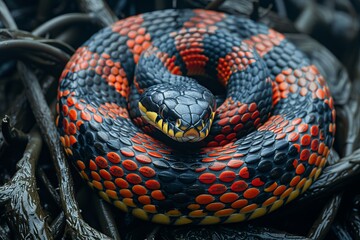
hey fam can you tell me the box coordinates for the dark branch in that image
[1,115,28,146]
[205,0,226,10]
[0,0,17,29]
[32,13,102,36]
[307,193,343,239]
[17,62,111,239]
[0,39,70,65]
[76,0,118,26]
[0,129,52,238]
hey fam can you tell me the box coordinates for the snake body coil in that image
[57,9,336,225]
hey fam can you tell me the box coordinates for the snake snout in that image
[184,131,198,138]
[183,128,200,140]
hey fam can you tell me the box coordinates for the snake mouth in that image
[139,102,214,142]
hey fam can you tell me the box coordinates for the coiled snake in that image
[57,9,336,225]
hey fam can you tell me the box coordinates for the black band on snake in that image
[56,9,336,225]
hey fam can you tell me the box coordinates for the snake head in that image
[139,84,216,142]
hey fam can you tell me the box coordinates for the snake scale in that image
[56,9,336,225]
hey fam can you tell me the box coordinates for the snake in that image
[56,9,336,225]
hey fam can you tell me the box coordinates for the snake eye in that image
[175,119,181,128]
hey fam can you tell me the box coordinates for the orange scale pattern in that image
[274,65,335,106]
[173,28,214,76]
[257,113,332,198]
[155,50,183,75]
[112,15,152,64]
[173,9,225,76]
[75,132,174,206]
[243,29,285,57]
[56,99,129,158]
[131,132,173,157]
[60,47,129,99]
[184,9,226,29]
[217,44,257,86]
[207,98,262,147]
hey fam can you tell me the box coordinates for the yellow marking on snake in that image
[152,214,170,224]
[99,191,110,202]
[315,168,322,180]
[184,128,198,137]
[114,200,128,212]
[138,102,147,113]
[199,216,221,225]
[286,189,300,204]
[80,171,89,180]
[146,111,157,122]
[175,216,193,225]
[175,131,183,138]
[249,207,267,219]
[133,208,149,221]
[156,119,163,129]
[162,122,168,132]
[197,122,204,130]
[302,179,313,193]
[224,213,246,223]
[269,199,284,213]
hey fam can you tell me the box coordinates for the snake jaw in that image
[138,101,213,142]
